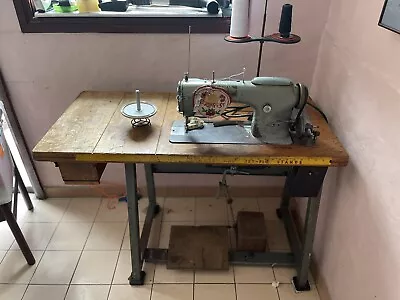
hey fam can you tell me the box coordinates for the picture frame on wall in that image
[379,0,400,34]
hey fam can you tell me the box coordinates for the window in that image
[13,0,231,33]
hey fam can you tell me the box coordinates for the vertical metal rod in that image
[14,159,33,211]
[256,0,269,77]
[280,168,294,209]
[12,169,19,219]
[187,25,192,76]
[136,90,141,111]
[296,189,322,289]
[0,75,46,199]
[125,163,143,284]
[144,164,157,206]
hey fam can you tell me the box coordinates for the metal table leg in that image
[292,189,322,291]
[125,163,145,285]
[144,164,160,215]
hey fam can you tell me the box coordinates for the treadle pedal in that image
[167,225,229,270]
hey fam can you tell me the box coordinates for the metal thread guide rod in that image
[136,89,141,111]
[257,0,269,77]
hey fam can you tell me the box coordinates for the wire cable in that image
[306,102,329,123]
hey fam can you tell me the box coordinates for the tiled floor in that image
[0,195,321,300]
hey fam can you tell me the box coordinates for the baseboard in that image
[45,185,283,199]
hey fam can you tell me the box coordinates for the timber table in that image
[33,91,348,291]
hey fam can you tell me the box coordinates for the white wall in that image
[311,0,400,299]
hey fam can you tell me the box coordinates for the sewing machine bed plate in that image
[170,120,266,145]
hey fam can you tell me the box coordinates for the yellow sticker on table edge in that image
[0,144,4,158]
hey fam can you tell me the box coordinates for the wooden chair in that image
[0,111,35,265]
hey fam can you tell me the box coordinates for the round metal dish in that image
[121,102,157,128]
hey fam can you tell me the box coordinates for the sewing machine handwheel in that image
[276,208,283,219]
[153,204,161,216]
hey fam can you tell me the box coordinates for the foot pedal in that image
[236,211,267,252]
[167,225,229,270]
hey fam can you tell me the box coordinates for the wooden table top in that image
[32,91,349,167]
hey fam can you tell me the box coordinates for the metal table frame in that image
[124,162,327,292]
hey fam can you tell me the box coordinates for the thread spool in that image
[279,4,293,38]
[230,0,251,39]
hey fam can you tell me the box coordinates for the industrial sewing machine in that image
[172,73,320,146]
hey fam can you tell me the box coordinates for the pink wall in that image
[311,1,400,299]
[0,0,330,189]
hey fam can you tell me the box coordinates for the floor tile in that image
[108,285,151,300]
[274,267,315,284]
[84,222,126,250]
[163,197,195,222]
[154,265,194,283]
[0,284,27,300]
[95,198,128,222]
[0,222,15,250]
[61,198,101,222]
[113,250,155,284]
[0,251,6,263]
[10,223,57,250]
[195,267,234,283]
[266,221,291,251]
[152,284,193,300]
[195,198,228,223]
[71,250,119,284]
[258,197,282,221]
[30,250,80,284]
[0,250,43,283]
[122,219,161,250]
[65,285,110,300]
[236,284,279,300]
[278,284,320,300]
[234,266,275,283]
[158,221,194,248]
[47,223,92,251]
[22,285,68,300]
[194,284,235,300]
[229,197,259,223]
[22,198,70,223]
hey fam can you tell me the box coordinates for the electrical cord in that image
[306,102,328,124]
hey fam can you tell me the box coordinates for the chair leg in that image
[15,165,33,211]
[0,203,35,265]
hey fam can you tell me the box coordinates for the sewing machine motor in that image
[176,75,320,146]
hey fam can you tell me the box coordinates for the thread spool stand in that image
[121,90,157,128]
[224,1,301,77]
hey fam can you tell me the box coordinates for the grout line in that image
[62,200,102,300]
[106,220,128,299]
[19,283,30,300]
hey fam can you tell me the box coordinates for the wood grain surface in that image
[32,92,349,167]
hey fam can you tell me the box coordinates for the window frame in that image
[13,0,231,33]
